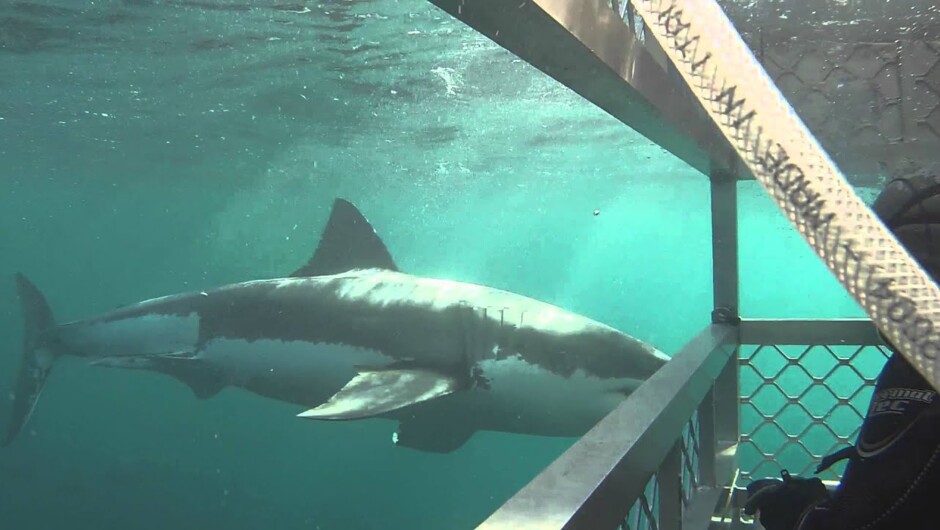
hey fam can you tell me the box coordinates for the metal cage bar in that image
[740,319,882,346]
[425,0,746,179]
[476,324,737,529]
[658,442,682,530]
[416,0,936,527]
[710,173,740,325]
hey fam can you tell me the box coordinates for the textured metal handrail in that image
[630,0,940,392]
[476,324,737,529]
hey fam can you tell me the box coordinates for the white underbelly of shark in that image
[200,339,391,407]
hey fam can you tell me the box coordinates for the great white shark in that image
[4,198,670,452]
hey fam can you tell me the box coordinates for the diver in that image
[743,165,940,530]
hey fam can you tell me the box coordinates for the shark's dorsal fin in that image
[290,198,398,277]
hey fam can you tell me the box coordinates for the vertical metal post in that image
[710,168,741,478]
[710,171,739,324]
[658,441,683,530]
[714,347,740,447]
[697,387,717,486]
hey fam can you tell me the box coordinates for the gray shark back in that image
[75,267,665,377]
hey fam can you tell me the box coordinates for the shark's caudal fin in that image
[291,198,398,277]
[4,274,60,447]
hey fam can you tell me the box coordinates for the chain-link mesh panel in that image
[617,1,939,186]
[909,40,940,145]
[739,344,892,483]
[754,40,940,186]
[762,43,901,162]
[619,474,660,530]
[615,414,701,530]
[715,0,940,185]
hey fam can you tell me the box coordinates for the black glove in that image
[743,470,828,530]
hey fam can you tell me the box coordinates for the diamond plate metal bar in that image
[631,0,940,394]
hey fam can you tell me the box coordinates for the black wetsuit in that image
[744,346,940,530]
[794,348,940,529]
[745,166,940,529]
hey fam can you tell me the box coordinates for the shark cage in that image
[419,0,940,528]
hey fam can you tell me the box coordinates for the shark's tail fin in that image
[4,274,59,447]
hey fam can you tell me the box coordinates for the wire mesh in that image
[619,473,660,530]
[615,412,702,530]
[617,0,940,186]
[738,344,892,483]
[680,411,701,508]
[716,0,940,174]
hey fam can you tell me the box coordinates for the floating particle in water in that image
[593,209,600,216]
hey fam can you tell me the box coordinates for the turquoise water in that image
[0,1,880,529]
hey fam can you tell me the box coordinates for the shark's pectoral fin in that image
[91,353,226,400]
[297,369,459,421]
[393,416,477,454]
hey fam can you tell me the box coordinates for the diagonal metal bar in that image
[476,324,736,530]
[425,0,746,180]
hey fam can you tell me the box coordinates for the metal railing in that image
[418,0,938,527]
[476,324,740,529]
[475,318,890,530]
